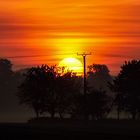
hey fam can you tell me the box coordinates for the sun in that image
[58,58,83,76]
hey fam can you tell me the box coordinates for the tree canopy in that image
[17,65,81,118]
[87,64,113,96]
[110,60,140,120]
[17,65,50,117]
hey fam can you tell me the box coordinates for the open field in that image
[0,120,140,139]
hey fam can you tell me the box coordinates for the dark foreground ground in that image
[0,120,140,140]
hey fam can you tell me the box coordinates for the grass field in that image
[0,120,140,139]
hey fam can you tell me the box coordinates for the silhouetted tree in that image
[55,72,74,118]
[0,59,16,112]
[17,64,82,119]
[39,66,76,119]
[88,64,109,74]
[69,92,84,120]
[57,73,82,119]
[109,79,125,120]
[110,60,140,120]
[68,78,83,119]
[87,64,113,119]
[47,71,82,119]
[87,64,113,95]
[86,88,111,120]
[0,59,13,85]
[41,65,58,118]
[17,65,49,118]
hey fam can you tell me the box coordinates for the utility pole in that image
[77,53,91,120]
[77,52,91,96]
[77,52,91,120]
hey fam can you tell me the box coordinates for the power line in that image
[6,55,50,59]
[1,52,94,59]
[1,53,77,59]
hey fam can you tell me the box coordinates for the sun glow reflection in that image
[49,37,90,52]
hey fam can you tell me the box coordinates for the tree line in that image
[1,58,140,120]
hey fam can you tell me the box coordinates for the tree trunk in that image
[132,112,136,120]
[117,107,120,120]
[33,103,40,118]
[35,109,39,118]
[50,111,55,119]
[59,112,64,120]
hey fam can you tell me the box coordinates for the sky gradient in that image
[0,0,140,75]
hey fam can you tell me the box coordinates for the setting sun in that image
[58,58,83,75]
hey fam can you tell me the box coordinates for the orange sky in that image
[0,0,140,75]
